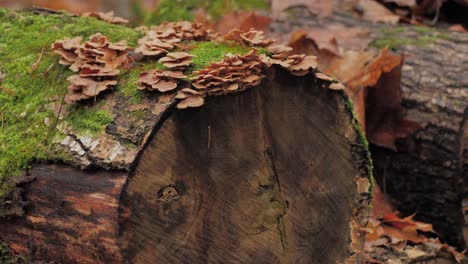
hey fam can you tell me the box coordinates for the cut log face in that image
[119,70,371,264]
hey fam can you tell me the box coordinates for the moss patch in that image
[189,41,250,71]
[342,92,374,194]
[118,61,167,104]
[66,105,113,135]
[140,0,269,25]
[370,26,449,50]
[0,9,140,196]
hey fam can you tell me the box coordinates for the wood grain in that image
[119,70,370,264]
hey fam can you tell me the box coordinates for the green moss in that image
[142,0,269,24]
[342,93,374,194]
[370,26,449,50]
[189,41,250,71]
[118,61,167,104]
[66,105,113,135]
[0,10,140,196]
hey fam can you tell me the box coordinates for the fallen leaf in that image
[448,24,467,32]
[288,25,371,57]
[214,12,272,35]
[355,0,400,24]
[271,0,335,18]
[383,0,417,8]
[372,184,395,218]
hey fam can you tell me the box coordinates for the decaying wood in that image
[271,9,468,249]
[119,70,372,264]
[0,164,126,263]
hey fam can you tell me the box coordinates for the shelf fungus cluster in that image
[159,52,194,69]
[52,33,129,104]
[135,22,214,57]
[51,24,343,109]
[137,70,187,92]
[82,11,129,25]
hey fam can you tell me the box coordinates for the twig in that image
[0,85,17,96]
[42,62,56,77]
[31,48,45,73]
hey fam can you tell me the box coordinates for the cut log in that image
[0,10,372,263]
[271,9,468,248]
[119,70,372,264]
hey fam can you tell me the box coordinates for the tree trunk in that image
[271,9,468,249]
[0,11,372,263]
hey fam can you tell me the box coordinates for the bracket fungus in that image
[135,31,175,57]
[52,33,129,104]
[159,52,194,70]
[50,23,334,109]
[82,11,129,25]
[150,21,214,42]
[137,70,187,92]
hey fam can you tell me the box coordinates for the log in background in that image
[271,9,468,249]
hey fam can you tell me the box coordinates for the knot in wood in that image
[157,186,179,202]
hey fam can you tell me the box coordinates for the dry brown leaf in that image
[271,0,335,18]
[214,12,272,35]
[372,185,396,219]
[288,25,371,57]
[355,0,400,24]
[240,28,275,47]
[383,0,417,7]
[347,49,401,89]
[448,24,467,32]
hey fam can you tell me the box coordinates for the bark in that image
[460,108,468,246]
[271,9,468,248]
[0,11,372,262]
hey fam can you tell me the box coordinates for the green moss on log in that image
[0,9,143,196]
[370,26,449,50]
[342,93,374,195]
[138,0,269,25]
